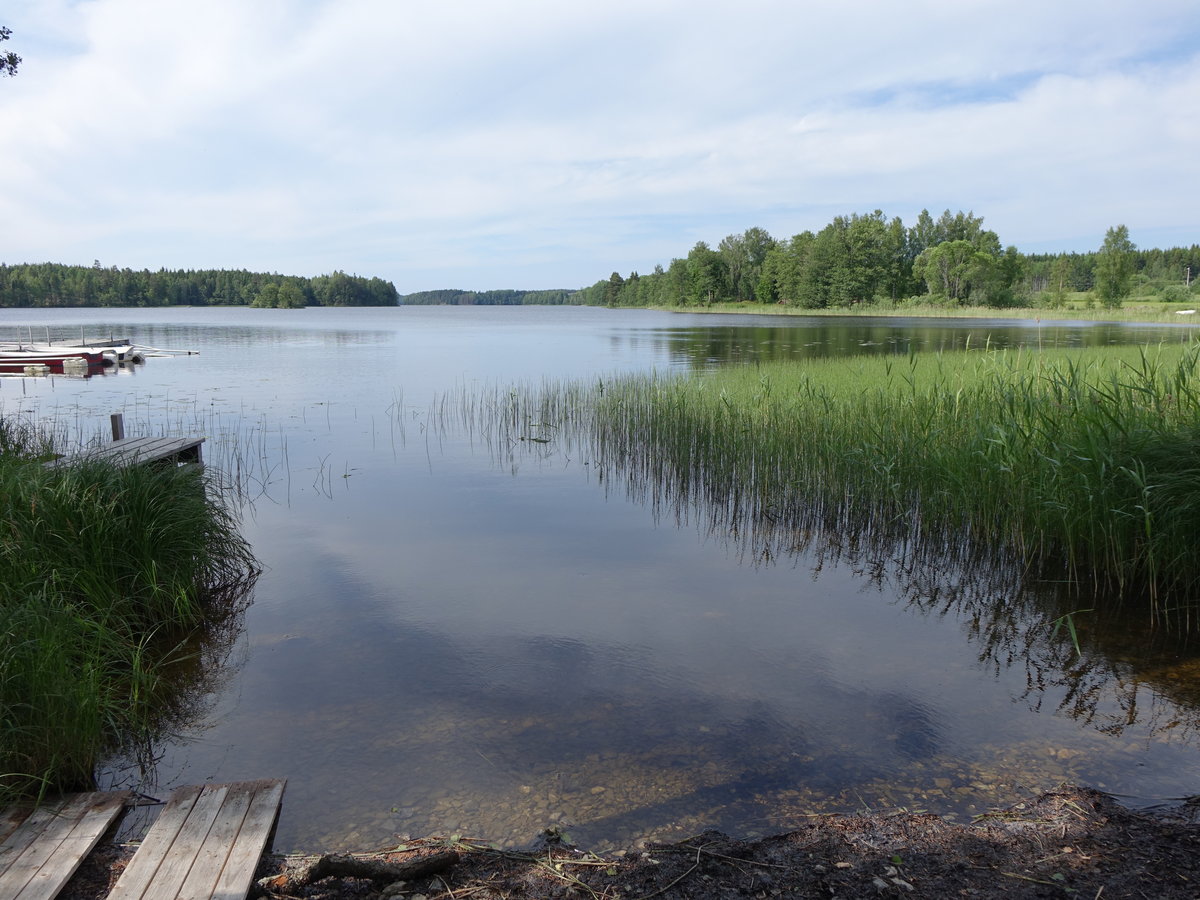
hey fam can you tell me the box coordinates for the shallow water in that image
[3,305,1199,851]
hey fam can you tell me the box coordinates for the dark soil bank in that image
[62,786,1199,899]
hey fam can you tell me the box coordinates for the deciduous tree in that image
[686,242,727,305]
[1094,225,1135,309]
[914,240,993,303]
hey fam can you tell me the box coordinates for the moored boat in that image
[4,343,127,363]
[0,347,109,366]
[2,329,195,368]
[2,329,142,363]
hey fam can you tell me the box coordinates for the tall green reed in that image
[1,421,257,803]
[470,344,1200,623]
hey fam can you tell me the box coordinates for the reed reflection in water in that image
[473,380,1200,752]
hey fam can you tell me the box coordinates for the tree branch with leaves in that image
[1,26,20,77]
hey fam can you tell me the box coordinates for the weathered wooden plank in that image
[44,435,205,470]
[0,804,34,848]
[14,792,129,900]
[144,784,231,898]
[0,802,56,866]
[176,784,255,900]
[118,784,229,900]
[208,780,286,900]
[106,784,206,900]
[0,798,77,895]
[0,791,128,900]
[108,780,285,900]
[92,437,204,466]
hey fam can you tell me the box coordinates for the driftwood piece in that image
[268,849,460,891]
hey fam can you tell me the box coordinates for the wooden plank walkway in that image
[0,791,130,900]
[44,435,205,470]
[109,779,285,900]
[1,804,28,844]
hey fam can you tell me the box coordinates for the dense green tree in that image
[614,271,643,306]
[313,271,357,306]
[663,258,690,306]
[717,227,776,301]
[913,240,993,303]
[309,270,398,306]
[604,271,625,306]
[908,209,938,260]
[1047,255,1071,307]
[792,211,899,308]
[1094,225,1136,308]
[793,228,839,308]
[936,210,996,252]
[761,231,815,305]
[686,242,727,305]
[981,245,1023,307]
[908,209,1000,259]
[251,284,279,308]
[276,281,307,308]
[717,234,750,301]
[741,227,776,296]
[755,251,781,303]
[883,216,912,300]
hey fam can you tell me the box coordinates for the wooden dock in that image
[0,779,284,900]
[43,436,205,470]
[109,779,285,900]
[0,791,130,900]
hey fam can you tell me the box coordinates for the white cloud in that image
[1,0,1198,289]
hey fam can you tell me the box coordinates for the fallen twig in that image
[287,849,460,887]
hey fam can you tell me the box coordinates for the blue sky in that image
[2,0,1198,292]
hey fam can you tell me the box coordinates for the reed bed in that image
[472,344,1200,623]
[0,420,257,803]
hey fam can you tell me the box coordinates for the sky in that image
[1,0,1198,293]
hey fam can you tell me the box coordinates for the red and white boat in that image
[0,347,109,366]
[1,329,194,372]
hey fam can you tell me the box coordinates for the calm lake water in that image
[4,305,1200,852]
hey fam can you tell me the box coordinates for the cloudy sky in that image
[2,1,1197,293]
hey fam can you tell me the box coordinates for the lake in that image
[3,305,1199,852]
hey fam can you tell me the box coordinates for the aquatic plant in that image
[0,422,257,802]
[478,344,1200,622]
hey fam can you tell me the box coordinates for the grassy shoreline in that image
[644,299,1200,323]
[0,419,257,804]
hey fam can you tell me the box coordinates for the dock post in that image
[111,413,125,441]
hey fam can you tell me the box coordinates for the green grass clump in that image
[526,345,1200,618]
[0,422,256,803]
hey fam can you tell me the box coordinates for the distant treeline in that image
[0,262,399,308]
[572,209,1200,310]
[400,288,574,305]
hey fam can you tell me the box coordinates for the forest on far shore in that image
[572,210,1200,311]
[0,263,398,308]
[2,209,1196,311]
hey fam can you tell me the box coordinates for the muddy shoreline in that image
[60,784,1199,899]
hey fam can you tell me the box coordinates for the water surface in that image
[3,306,1199,851]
